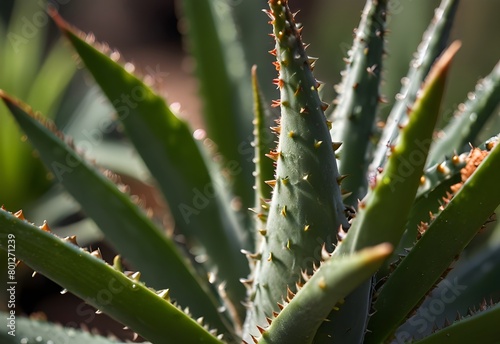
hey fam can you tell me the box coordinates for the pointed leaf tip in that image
[424,40,461,88]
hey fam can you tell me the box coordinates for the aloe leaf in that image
[26,39,77,117]
[0,93,231,335]
[322,41,460,344]
[179,0,254,212]
[427,60,500,166]
[0,209,225,344]
[243,0,349,337]
[395,245,500,340]
[339,41,460,257]
[51,12,249,317]
[330,0,387,207]
[384,136,495,276]
[251,65,277,206]
[0,0,63,210]
[255,244,392,344]
[0,313,121,344]
[1,0,46,96]
[370,0,459,172]
[412,302,500,344]
[379,151,466,275]
[366,138,500,343]
[251,65,277,248]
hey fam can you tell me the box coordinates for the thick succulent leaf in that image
[243,0,349,336]
[251,65,277,206]
[380,151,466,275]
[0,93,231,335]
[51,11,249,316]
[330,0,387,207]
[370,0,459,172]
[251,65,277,248]
[338,41,460,254]
[0,209,225,344]
[395,245,500,340]
[427,60,500,166]
[366,138,500,343]
[0,313,121,344]
[323,42,460,343]
[412,302,500,344]
[179,0,254,212]
[256,244,392,344]
[383,136,495,277]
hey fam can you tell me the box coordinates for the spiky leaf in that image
[257,244,392,344]
[51,11,249,318]
[371,0,459,172]
[243,0,349,336]
[330,0,387,206]
[0,208,225,344]
[367,138,500,343]
[427,60,500,166]
[0,92,230,334]
[323,41,460,343]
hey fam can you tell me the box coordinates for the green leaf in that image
[379,151,466,276]
[371,0,459,172]
[0,209,224,344]
[0,92,232,336]
[1,0,47,97]
[256,244,392,344]
[325,41,460,344]
[0,1,76,211]
[394,245,500,339]
[251,65,277,248]
[339,41,461,254]
[330,0,387,207]
[243,0,349,335]
[26,39,77,117]
[366,137,500,343]
[51,11,249,318]
[427,60,500,166]
[412,302,500,344]
[0,313,121,344]
[251,65,276,205]
[179,0,254,213]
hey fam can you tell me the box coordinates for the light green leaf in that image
[367,137,500,343]
[0,208,225,344]
[0,92,232,335]
[51,11,249,319]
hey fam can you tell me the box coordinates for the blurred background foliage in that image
[0,0,499,340]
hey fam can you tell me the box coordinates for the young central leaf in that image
[243,0,348,335]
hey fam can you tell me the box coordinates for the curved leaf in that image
[51,11,249,318]
[367,138,500,343]
[413,302,500,344]
[0,92,231,335]
[257,244,392,344]
[0,208,224,344]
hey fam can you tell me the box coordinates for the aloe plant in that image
[1,0,499,343]
[0,0,76,210]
